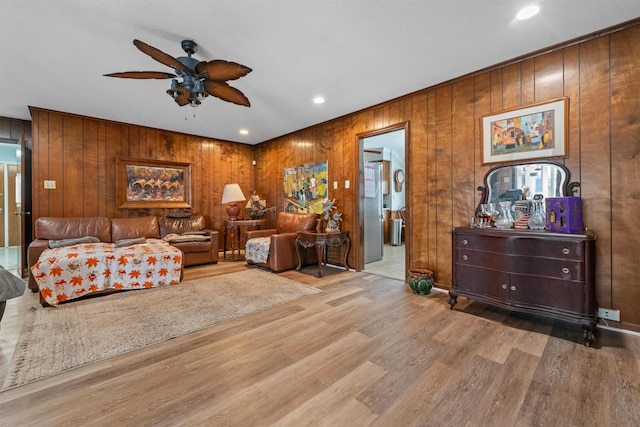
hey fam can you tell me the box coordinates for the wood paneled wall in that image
[255,22,640,331]
[27,21,640,331]
[29,108,256,249]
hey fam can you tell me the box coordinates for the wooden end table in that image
[223,219,267,261]
[295,231,350,277]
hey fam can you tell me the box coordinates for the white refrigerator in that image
[364,161,384,263]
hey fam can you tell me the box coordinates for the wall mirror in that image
[477,161,578,211]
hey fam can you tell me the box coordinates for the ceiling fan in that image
[105,39,252,108]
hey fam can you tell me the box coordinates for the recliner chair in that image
[245,212,318,272]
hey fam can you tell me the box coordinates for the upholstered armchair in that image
[245,212,317,272]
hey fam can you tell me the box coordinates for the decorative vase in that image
[407,269,434,295]
[495,201,514,229]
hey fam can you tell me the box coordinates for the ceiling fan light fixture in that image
[194,79,206,101]
[167,79,180,99]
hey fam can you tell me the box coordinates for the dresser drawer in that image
[510,256,585,280]
[511,237,584,261]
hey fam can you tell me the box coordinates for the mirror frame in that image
[476,161,579,214]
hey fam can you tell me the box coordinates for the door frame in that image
[355,121,410,274]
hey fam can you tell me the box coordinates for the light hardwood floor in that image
[0,261,639,426]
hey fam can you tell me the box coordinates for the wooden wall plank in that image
[424,91,437,272]
[82,120,99,217]
[579,37,613,308]
[48,113,64,217]
[435,86,453,285]
[451,78,476,230]
[534,50,565,101]
[610,25,640,326]
[563,45,581,176]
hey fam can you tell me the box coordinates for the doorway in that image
[358,124,407,281]
[0,142,22,275]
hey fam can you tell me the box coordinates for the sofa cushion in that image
[49,236,101,248]
[34,217,112,242]
[276,212,317,234]
[111,216,160,242]
[159,215,206,237]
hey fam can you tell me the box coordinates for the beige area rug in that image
[2,269,320,390]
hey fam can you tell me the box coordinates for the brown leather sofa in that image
[27,215,218,292]
[245,212,318,272]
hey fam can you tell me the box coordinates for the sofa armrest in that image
[246,228,277,240]
[259,232,299,272]
[27,239,52,292]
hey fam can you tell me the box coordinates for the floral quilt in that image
[245,237,271,263]
[31,239,183,306]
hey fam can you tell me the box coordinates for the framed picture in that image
[481,97,568,164]
[118,157,192,209]
[283,160,328,214]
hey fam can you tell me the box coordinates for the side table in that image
[295,231,350,277]
[223,219,267,261]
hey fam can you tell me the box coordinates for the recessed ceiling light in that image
[239,129,249,135]
[516,5,541,20]
[313,96,325,104]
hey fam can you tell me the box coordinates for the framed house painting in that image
[481,97,568,164]
[118,157,192,209]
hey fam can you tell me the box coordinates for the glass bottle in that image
[476,204,491,228]
[513,195,530,229]
[487,203,499,227]
[528,200,547,230]
[495,201,514,229]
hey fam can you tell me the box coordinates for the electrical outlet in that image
[44,180,56,189]
[598,307,620,322]
[333,181,338,189]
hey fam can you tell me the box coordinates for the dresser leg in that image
[448,292,458,310]
[582,320,597,347]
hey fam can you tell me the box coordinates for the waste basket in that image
[391,218,402,246]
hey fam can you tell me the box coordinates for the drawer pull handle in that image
[562,248,570,255]
[562,267,570,274]
[462,239,468,245]
[462,255,468,261]
[510,285,517,291]
[501,284,507,290]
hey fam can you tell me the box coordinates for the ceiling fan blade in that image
[104,71,176,79]
[174,85,190,106]
[203,81,251,107]
[133,39,190,74]
[196,60,252,81]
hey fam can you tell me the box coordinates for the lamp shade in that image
[222,183,246,204]
[222,183,246,220]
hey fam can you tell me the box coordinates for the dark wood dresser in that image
[450,226,597,345]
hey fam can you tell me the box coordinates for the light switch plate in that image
[333,181,338,189]
[345,180,350,189]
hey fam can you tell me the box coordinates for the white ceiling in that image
[2,1,639,145]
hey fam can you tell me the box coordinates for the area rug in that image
[2,269,320,390]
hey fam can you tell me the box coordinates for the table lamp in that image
[222,183,246,220]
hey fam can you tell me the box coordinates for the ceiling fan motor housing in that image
[181,39,198,55]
